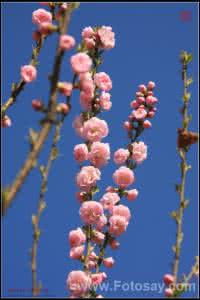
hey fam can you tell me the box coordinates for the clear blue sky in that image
[2,2,198,298]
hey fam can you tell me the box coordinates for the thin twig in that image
[172,52,194,285]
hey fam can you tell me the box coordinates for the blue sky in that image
[2,2,198,298]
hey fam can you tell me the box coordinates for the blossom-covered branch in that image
[66,27,159,295]
[2,3,79,215]
[1,3,60,126]
[163,51,199,298]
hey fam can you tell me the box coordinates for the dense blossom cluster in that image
[66,25,158,296]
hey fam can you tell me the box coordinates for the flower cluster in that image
[66,25,115,298]
[67,77,158,297]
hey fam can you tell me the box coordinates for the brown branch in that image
[172,51,197,287]
[2,4,75,216]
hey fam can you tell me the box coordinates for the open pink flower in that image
[132,107,147,120]
[70,245,85,259]
[74,144,88,163]
[109,215,128,236]
[114,148,129,164]
[99,92,112,110]
[32,8,52,26]
[131,141,147,164]
[82,117,109,142]
[111,204,131,223]
[100,192,120,211]
[94,72,112,91]
[113,166,134,188]
[71,53,92,74]
[73,115,85,138]
[103,257,115,268]
[21,65,37,83]
[59,34,75,50]
[97,26,115,50]
[76,166,101,191]
[69,228,86,247]
[79,201,104,225]
[88,142,110,167]
[67,270,91,296]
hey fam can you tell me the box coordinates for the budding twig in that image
[2,4,76,216]
[171,51,198,294]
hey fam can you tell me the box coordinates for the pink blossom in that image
[103,257,115,268]
[130,100,139,109]
[111,204,131,223]
[38,22,55,35]
[138,84,147,93]
[88,142,110,167]
[94,72,112,91]
[132,107,147,120]
[69,228,86,247]
[21,65,37,83]
[1,115,11,128]
[99,92,112,110]
[100,192,120,211]
[82,26,95,39]
[79,201,104,225]
[163,274,174,285]
[71,53,92,74]
[76,192,86,203]
[131,141,147,164]
[113,166,134,188]
[76,166,101,191]
[79,72,92,81]
[84,38,96,49]
[143,120,152,128]
[109,239,120,249]
[146,96,158,105]
[80,78,95,95]
[147,81,156,90]
[95,214,107,230]
[58,82,73,96]
[80,92,92,110]
[70,245,85,259]
[114,148,129,165]
[91,273,105,286]
[73,115,84,138]
[105,186,116,193]
[137,96,145,104]
[147,111,155,118]
[73,144,88,163]
[32,99,43,111]
[67,270,91,296]
[109,215,128,236]
[87,260,96,270]
[59,34,75,50]
[127,189,138,201]
[82,117,109,142]
[123,121,132,131]
[89,251,98,261]
[32,9,52,26]
[56,103,69,114]
[92,231,105,244]
[164,288,174,297]
[97,26,115,50]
